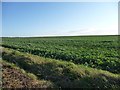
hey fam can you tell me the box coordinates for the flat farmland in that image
[1,35,120,88]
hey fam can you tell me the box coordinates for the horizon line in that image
[1,34,119,38]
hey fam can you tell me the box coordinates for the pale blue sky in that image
[2,2,118,37]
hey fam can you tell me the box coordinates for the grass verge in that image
[1,60,55,88]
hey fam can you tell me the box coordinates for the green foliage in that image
[2,35,120,73]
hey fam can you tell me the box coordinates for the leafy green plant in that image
[2,35,120,73]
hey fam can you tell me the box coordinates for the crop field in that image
[1,35,120,88]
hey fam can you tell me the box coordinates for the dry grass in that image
[1,60,55,88]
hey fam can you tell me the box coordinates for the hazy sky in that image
[2,2,118,37]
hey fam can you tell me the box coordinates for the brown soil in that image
[2,62,53,88]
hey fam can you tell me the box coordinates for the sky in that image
[2,2,118,37]
[2,0,120,2]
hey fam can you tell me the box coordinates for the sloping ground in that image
[1,60,55,88]
[1,47,120,88]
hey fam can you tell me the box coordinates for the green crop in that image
[2,35,120,73]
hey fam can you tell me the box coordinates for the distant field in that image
[1,35,120,88]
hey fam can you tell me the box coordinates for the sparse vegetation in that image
[1,59,55,88]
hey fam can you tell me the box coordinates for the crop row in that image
[2,36,120,73]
